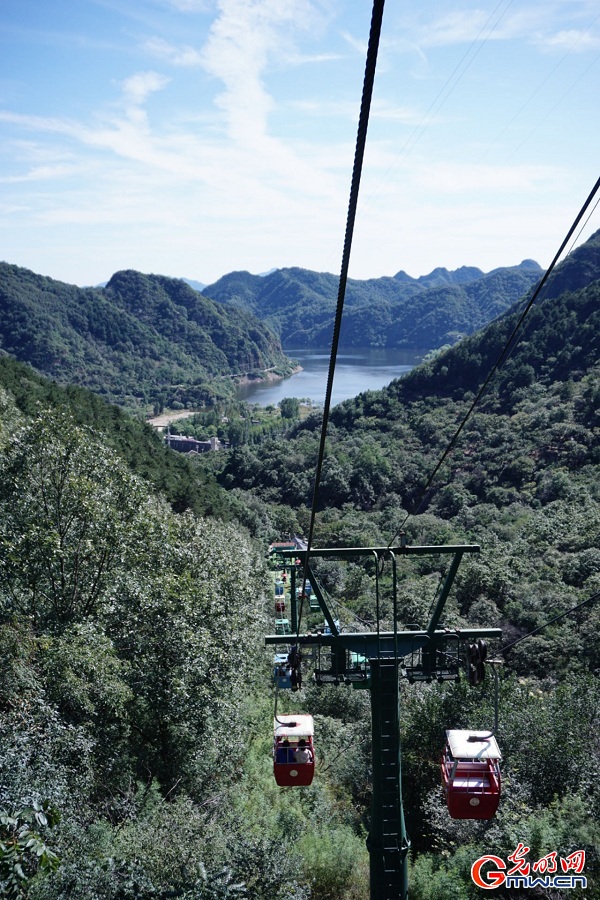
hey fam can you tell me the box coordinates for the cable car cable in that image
[394,0,514,169]
[479,8,600,167]
[468,590,600,735]
[457,590,600,741]
[467,659,502,740]
[297,0,386,636]
[386,173,600,549]
[567,193,600,257]
[499,588,600,655]
[273,665,300,727]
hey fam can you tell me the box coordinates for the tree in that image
[279,397,300,419]
[0,410,149,631]
[0,801,60,899]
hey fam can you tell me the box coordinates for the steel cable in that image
[297,0,386,637]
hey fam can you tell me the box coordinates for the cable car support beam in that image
[266,542,502,899]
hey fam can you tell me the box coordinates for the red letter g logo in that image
[471,855,506,889]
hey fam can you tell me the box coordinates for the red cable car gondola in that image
[441,730,501,819]
[273,714,315,786]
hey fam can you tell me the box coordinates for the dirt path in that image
[147,410,196,428]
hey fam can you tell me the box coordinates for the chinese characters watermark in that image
[471,843,587,890]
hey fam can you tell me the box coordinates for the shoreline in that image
[234,364,302,387]
[147,365,303,428]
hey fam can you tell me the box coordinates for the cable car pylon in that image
[265,541,502,900]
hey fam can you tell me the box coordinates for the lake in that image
[236,348,424,407]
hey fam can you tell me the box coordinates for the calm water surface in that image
[236,348,424,407]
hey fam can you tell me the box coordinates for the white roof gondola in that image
[445,730,502,760]
[274,714,314,741]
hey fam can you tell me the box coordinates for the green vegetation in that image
[0,405,271,897]
[1,231,600,896]
[0,355,232,520]
[0,384,370,899]
[202,262,542,349]
[0,802,61,899]
[0,264,294,412]
[199,231,600,892]
[168,398,303,447]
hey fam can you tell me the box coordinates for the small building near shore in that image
[165,434,221,454]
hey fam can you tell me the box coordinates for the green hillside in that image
[0,264,294,411]
[217,230,600,513]
[2,236,600,898]
[203,231,600,892]
[0,355,232,520]
[202,260,542,349]
[0,357,375,898]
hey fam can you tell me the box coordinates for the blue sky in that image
[1,0,599,287]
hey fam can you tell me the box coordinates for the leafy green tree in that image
[280,397,300,419]
[0,411,149,631]
[0,802,60,899]
[101,505,268,794]
[39,623,134,796]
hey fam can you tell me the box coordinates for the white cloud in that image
[0,164,82,184]
[340,30,367,56]
[413,161,559,194]
[114,71,171,132]
[0,111,80,136]
[285,50,341,65]
[0,202,30,214]
[419,10,492,47]
[415,5,600,51]
[539,28,600,51]
[198,0,315,143]
[144,37,204,67]
[121,71,170,106]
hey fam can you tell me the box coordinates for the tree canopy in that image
[202,261,542,349]
[2,232,600,896]
[0,264,294,412]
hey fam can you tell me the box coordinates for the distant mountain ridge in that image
[1,242,586,417]
[0,264,291,411]
[395,260,540,287]
[183,278,206,292]
[368,229,600,407]
[202,260,543,349]
[219,230,600,518]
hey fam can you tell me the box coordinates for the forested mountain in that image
[218,230,600,514]
[205,232,600,894]
[2,234,600,899]
[0,355,232,520]
[202,260,542,349]
[0,264,293,411]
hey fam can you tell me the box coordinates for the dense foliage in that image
[0,356,232,520]
[2,231,600,897]
[197,231,600,894]
[0,394,372,899]
[202,262,542,349]
[0,407,290,897]
[0,264,294,412]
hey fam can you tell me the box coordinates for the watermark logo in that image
[471,843,587,890]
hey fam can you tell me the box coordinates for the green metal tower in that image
[266,543,501,899]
